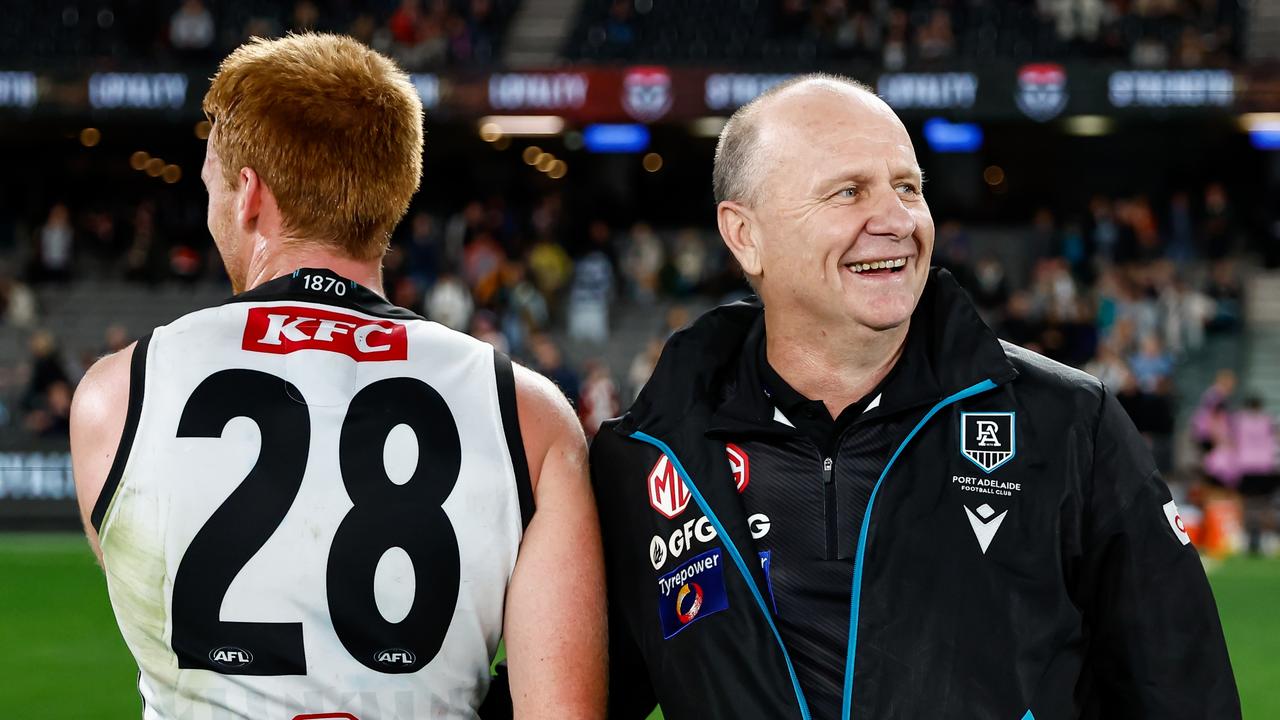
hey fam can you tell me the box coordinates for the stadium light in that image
[922,118,982,153]
[477,115,564,136]
[691,116,728,138]
[1240,113,1280,150]
[583,124,650,153]
[1063,115,1114,136]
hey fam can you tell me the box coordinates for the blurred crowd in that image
[3,178,1273,458]
[3,0,515,70]
[572,0,1243,66]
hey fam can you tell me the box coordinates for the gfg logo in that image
[649,513,771,570]
[209,646,253,668]
[375,649,417,667]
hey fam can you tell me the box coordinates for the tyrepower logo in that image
[242,306,407,361]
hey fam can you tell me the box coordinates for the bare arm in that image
[69,342,136,565]
[503,363,607,719]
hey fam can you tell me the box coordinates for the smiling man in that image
[589,74,1238,719]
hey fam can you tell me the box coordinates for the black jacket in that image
[589,269,1239,720]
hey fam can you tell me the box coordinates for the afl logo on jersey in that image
[375,649,417,668]
[209,646,254,668]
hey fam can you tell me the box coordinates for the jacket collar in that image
[618,267,1017,439]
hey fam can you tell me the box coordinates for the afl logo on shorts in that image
[961,412,1016,473]
[622,66,674,123]
[1015,63,1068,122]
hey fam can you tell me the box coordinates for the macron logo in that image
[242,306,407,361]
[964,503,1007,554]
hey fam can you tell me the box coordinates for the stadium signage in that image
[622,66,674,122]
[410,73,441,110]
[704,73,795,111]
[1015,63,1069,122]
[0,72,36,109]
[877,72,978,110]
[88,72,187,110]
[488,72,589,111]
[1107,70,1234,108]
[0,452,73,499]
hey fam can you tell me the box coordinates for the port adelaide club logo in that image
[960,412,1016,473]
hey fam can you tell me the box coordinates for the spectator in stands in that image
[1201,183,1236,260]
[0,267,36,328]
[1236,397,1278,482]
[567,222,615,344]
[462,230,506,306]
[1192,369,1237,451]
[169,0,215,58]
[24,379,72,439]
[498,261,548,356]
[620,222,665,303]
[469,309,509,353]
[915,8,955,62]
[390,0,449,69]
[529,333,580,406]
[33,203,74,284]
[1084,343,1131,389]
[124,201,167,286]
[577,359,618,439]
[1235,396,1278,554]
[21,331,69,417]
[627,337,663,403]
[1165,191,1196,265]
[426,273,474,331]
[1128,335,1173,393]
[404,211,442,291]
[291,1,321,32]
[1204,259,1243,334]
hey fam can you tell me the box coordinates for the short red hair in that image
[203,33,424,260]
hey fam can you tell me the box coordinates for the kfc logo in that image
[623,66,674,122]
[1016,63,1069,122]
[242,306,407,361]
[648,454,691,519]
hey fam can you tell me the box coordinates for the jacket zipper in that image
[841,378,999,720]
[823,456,837,561]
[630,430,813,720]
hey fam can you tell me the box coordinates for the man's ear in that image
[235,166,262,234]
[717,200,763,280]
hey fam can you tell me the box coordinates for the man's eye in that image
[838,187,858,199]
[897,184,920,196]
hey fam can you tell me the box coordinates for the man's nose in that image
[864,187,917,241]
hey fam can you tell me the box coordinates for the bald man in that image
[589,74,1238,720]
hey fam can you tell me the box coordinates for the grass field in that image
[1,533,1275,718]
